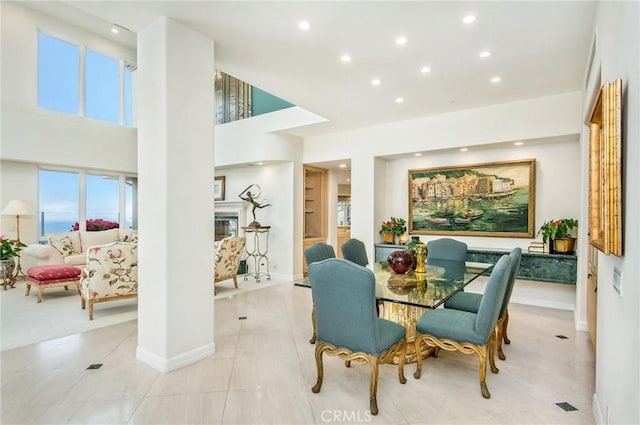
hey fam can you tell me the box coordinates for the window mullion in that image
[79,170,87,231]
[79,44,86,117]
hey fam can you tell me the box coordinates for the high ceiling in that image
[26,1,597,138]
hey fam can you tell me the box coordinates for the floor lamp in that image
[2,200,33,279]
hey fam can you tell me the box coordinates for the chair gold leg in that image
[25,283,31,296]
[312,344,325,393]
[89,301,94,320]
[397,338,407,384]
[496,317,506,361]
[477,345,491,399]
[37,287,44,303]
[413,335,424,379]
[503,309,511,344]
[309,308,317,344]
[368,356,379,416]
[488,332,499,374]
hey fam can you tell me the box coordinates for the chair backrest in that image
[84,242,138,296]
[214,236,246,279]
[498,247,522,318]
[341,238,368,267]
[308,258,379,354]
[304,242,336,266]
[474,255,511,343]
[426,238,468,264]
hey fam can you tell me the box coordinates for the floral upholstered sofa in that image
[22,229,138,270]
[79,241,138,320]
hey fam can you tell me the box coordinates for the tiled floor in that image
[1,282,595,424]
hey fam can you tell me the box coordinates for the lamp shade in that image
[1,200,33,216]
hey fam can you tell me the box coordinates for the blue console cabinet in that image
[374,244,577,285]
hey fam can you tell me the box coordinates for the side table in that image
[242,226,271,283]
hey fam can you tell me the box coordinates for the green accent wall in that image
[251,86,295,116]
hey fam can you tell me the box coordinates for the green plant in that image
[0,234,26,260]
[380,217,406,236]
[537,218,578,243]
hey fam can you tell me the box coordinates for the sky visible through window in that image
[38,33,135,234]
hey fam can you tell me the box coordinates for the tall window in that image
[85,50,120,124]
[37,32,134,126]
[38,170,79,235]
[38,33,79,115]
[86,174,120,223]
[38,169,137,238]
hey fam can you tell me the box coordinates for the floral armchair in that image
[214,236,246,291]
[79,242,138,320]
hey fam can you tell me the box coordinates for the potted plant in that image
[0,234,26,280]
[379,217,406,244]
[537,218,578,254]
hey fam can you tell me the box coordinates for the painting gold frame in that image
[588,78,623,256]
[408,159,535,238]
[214,176,226,201]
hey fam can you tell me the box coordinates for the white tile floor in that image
[1,282,595,424]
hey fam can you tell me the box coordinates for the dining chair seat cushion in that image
[376,318,407,354]
[416,309,484,345]
[444,291,482,313]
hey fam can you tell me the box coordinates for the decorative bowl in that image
[387,250,414,274]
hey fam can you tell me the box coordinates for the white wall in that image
[586,2,640,424]
[216,162,299,281]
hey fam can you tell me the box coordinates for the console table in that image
[374,243,577,285]
[242,226,271,282]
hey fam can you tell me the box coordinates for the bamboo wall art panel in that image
[588,78,623,256]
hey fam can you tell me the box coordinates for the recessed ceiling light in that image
[257,162,264,165]
[371,78,381,86]
[395,97,404,104]
[462,15,476,24]
[340,54,351,63]
[339,163,347,168]
[346,178,351,182]
[491,76,502,83]
[479,51,491,58]
[111,27,119,34]
[460,148,469,152]
[420,66,431,74]
[396,36,408,45]
[414,153,422,157]
[298,21,311,31]
[514,142,524,146]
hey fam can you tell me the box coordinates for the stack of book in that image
[528,241,546,253]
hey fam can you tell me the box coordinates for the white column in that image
[350,155,382,267]
[136,17,215,372]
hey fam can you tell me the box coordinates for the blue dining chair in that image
[341,238,368,267]
[426,238,468,263]
[413,255,511,399]
[304,242,336,344]
[308,258,407,415]
[444,247,522,360]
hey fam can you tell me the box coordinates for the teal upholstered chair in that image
[308,258,407,415]
[304,242,336,344]
[444,247,522,361]
[341,238,368,267]
[426,238,468,264]
[413,255,511,399]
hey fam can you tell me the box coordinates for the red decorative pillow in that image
[27,265,81,280]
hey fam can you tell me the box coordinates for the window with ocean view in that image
[39,170,79,235]
[87,174,119,224]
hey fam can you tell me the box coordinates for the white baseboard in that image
[593,392,605,424]
[575,319,589,332]
[136,342,215,373]
[511,295,575,311]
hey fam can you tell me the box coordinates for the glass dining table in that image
[297,258,493,363]
[373,259,492,363]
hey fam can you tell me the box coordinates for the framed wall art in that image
[588,78,623,256]
[214,176,226,201]
[408,159,536,238]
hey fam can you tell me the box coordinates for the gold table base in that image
[379,300,435,364]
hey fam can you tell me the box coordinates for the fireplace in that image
[214,201,246,242]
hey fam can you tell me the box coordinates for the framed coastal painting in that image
[408,159,536,238]
[214,176,226,201]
